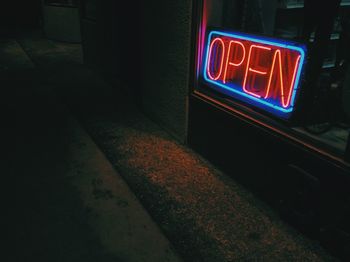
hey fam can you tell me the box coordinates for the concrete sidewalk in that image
[2,39,182,262]
[5,32,338,261]
[51,111,183,262]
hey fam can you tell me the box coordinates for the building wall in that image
[141,1,193,143]
[79,0,193,143]
[0,0,41,36]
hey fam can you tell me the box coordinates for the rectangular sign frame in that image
[201,30,307,119]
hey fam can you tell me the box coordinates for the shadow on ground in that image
[3,31,339,262]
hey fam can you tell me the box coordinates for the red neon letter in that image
[265,50,301,108]
[223,41,246,84]
[207,37,225,80]
[243,45,271,98]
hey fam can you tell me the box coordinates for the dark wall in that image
[80,0,193,142]
[0,0,42,36]
[80,0,142,100]
[141,1,193,142]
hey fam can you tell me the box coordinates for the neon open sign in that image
[203,31,306,117]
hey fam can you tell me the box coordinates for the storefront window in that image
[194,0,350,160]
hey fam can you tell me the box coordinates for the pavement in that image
[2,32,339,261]
[2,37,182,262]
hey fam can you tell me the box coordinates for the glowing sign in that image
[203,31,306,118]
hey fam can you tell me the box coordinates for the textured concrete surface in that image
[58,114,182,262]
[67,88,337,261]
[2,37,182,262]
[141,0,193,143]
[12,32,339,261]
[0,39,34,70]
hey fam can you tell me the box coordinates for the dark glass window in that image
[194,0,350,160]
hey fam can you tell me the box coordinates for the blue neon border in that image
[202,30,306,118]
